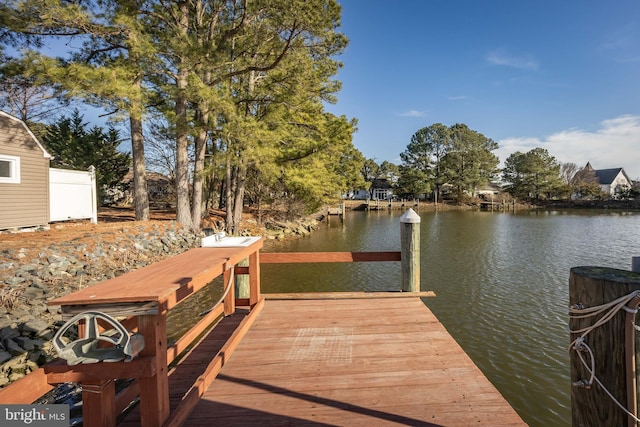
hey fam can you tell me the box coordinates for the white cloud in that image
[486,48,539,71]
[448,96,468,101]
[399,110,427,117]
[496,115,640,179]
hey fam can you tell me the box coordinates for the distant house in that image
[585,162,633,197]
[346,178,394,200]
[475,182,503,199]
[111,170,175,208]
[0,111,51,229]
[370,178,394,200]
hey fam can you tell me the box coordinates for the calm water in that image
[260,209,640,427]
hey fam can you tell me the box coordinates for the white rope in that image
[573,338,640,423]
[199,263,235,317]
[568,290,640,423]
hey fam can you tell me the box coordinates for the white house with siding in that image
[585,162,633,197]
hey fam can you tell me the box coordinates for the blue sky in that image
[325,1,640,179]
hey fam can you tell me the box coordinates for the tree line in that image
[362,123,636,203]
[1,0,632,228]
[0,0,365,232]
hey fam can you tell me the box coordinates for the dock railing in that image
[0,243,264,427]
[0,210,426,426]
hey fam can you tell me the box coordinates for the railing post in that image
[224,265,236,315]
[569,266,640,427]
[632,257,640,273]
[81,379,116,427]
[400,208,420,292]
[137,313,169,426]
[249,250,261,307]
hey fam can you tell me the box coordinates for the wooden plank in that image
[264,291,435,300]
[60,301,158,320]
[260,251,401,263]
[167,304,224,364]
[0,367,53,404]
[115,379,139,416]
[185,297,525,426]
[44,356,156,383]
[49,242,262,309]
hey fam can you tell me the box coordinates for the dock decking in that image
[184,297,526,426]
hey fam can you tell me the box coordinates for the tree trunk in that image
[174,2,193,229]
[232,160,247,233]
[130,110,149,221]
[225,156,234,234]
[190,109,209,232]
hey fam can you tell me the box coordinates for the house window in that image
[0,155,20,184]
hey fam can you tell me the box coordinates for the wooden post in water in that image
[235,258,250,299]
[569,266,640,427]
[400,209,420,292]
[632,257,640,273]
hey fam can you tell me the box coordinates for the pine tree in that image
[43,110,131,205]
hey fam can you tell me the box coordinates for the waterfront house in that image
[585,162,633,197]
[346,178,394,200]
[370,178,394,200]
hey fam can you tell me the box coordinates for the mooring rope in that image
[569,290,640,423]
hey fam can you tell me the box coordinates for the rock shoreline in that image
[0,216,319,389]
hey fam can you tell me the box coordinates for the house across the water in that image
[585,162,633,197]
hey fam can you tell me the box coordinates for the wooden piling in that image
[633,257,640,273]
[235,258,250,299]
[569,266,640,427]
[400,208,420,292]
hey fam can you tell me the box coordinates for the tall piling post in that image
[400,208,420,292]
[235,258,250,299]
[569,266,640,427]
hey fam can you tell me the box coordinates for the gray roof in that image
[594,168,627,185]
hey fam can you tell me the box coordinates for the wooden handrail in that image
[0,246,414,426]
[260,251,401,263]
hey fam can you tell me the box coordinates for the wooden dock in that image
[183,297,525,426]
[1,230,527,427]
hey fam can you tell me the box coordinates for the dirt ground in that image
[0,207,215,253]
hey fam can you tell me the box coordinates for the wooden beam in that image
[259,251,401,263]
[60,301,158,320]
[115,379,140,416]
[264,291,435,300]
[0,368,53,404]
[81,379,116,427]
[167,304,224,365]
[137,313,170,426]
[163,298,266,427]
[44,356,157,383]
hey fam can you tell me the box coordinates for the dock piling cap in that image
[400,208,421,224]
